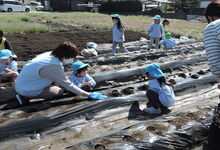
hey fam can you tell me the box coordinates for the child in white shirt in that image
[160,32,177,49]
[81,42,98,58]
[144,64,175,114]
[112,14,127,54]
[0,49,18,83]
[147,15,164,50]
[69,61,96,92]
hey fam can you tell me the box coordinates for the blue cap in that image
[153,15,161,20]
[145,64,165,79]
[0,49,13,59]
[72,61,89,73]
[112,14,120,19]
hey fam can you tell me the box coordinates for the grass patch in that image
[1,12,207,39]
[20,16,30,22]
[0,14,51,33]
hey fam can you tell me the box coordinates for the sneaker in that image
[16,94,29,105]
[144,107,161,114]
[122,48,128,53]
[112,49,116,55]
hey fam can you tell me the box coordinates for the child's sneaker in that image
[144,107,161,114]
[16,94,29,105]
[122,48,128,53]
[112,49,116,55]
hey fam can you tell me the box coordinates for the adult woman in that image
[15,41,107,105]
[203,1,220,150]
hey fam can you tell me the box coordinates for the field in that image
[0,12,215,150]
[2,12,207,60]
[2,12,206,38]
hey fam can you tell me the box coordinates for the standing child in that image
[160,32,177,49]
[112,14,127,54]
[144,64,175,114]
[69,61,96,92]
[0,30,12,50]
[0,49,18,83]
[147,15,164,50]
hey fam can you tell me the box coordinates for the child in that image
[162,19,170,34]
[147,15,164,50]
[81,42,98,58]
[160,32,177,49]
[69,61,96,92]
[0,30,12,50]
[112,14,127,54]
[0,49,18,83]
[144,64,175,114]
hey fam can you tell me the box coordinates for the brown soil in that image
[121,87,134,95]
[6,29,146,61]
[109,90,122,97]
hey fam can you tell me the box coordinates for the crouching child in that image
[0,49,18,83]
[144,64,175,114]
[81,42,98,58]
[69,61,96,92]
[160,32,177,49]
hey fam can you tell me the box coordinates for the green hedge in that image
[100,0,142,12]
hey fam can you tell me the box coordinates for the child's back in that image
[160,32,177,49]
[148,79,175,107]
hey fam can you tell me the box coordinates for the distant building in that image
[200,0,212,8]
[39,0,101,11]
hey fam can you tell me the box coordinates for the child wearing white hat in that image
[147,15,164,50]
[81,42,98,58]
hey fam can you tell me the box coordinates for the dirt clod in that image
[191,74,200,79]
[95,144,106,150]
[178,73,187,78]
[121,87,134,95]
[137,84,148,91]
[146,126,156,131]
[122,135,137,142]
[197,70,206,75]
[168,79,177,85]
[109,90,121,97]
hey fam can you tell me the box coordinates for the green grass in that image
[0,12,207,39]
[0,14,51,33]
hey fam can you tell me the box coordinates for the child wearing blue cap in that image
[0,49,18,83]
[144,64,175,114]
[69,61,96,92]
[147,15,164,50]
[160,32,177,49]
[111,14,127,54]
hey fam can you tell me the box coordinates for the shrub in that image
[100,0,142,12]
[20,16,29,22]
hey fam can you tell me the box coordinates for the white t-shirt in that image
[203,19,220,76]
[112,24,125,42]
[148,79,175,107]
